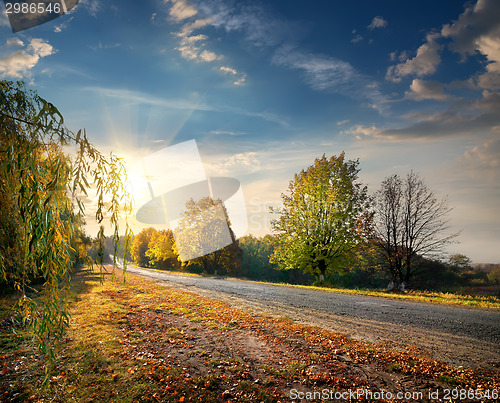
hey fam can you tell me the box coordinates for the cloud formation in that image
[386,33,442,82]
[463,136,500,169]
[166,0,198,21]
[405,79,449,101]
[387,0,500,91]
[166,0,383,100]
[80,0,101,17]
[220,65,246,85]
[346,90,500,142]
[0,9,9,27]
[0,38,54,79]
[441,0,500,90]
[368,16,387,30]
[206,151,261,175]
[165,0,246,85]
[273,46,385,106]
[459,135,500,185]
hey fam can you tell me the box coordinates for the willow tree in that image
[271,153,372,281]
[0,81,132,356]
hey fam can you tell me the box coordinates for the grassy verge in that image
[0,267,498,402]
[279,283,500,309]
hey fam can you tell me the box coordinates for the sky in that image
[1,0,499,263]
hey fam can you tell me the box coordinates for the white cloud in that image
[440,0,500,91]
[6,38,23,47]
[80,0,101,17]
[187,2,386,101]
[209,130,245,136]
[54,17,74,33]
[475,34,500,89]
[167,0,385,97]
[0,38,55,79]
[199,49,220,62]
[441,0,499,56]
[85,86,286,125]
[273,46,385,105]
[346,90,500,142]
[0,9,10,28]
[220,66,237,75]
[454,133,500,187]
[220,66,246,86]
[85,86,214,111]
[180,33,207,43]
[166,0,198,22]
[207,151,261,175]
[179,17,211,36]
[351,35,363,44]
[166,1,228,67]
[89,41,121,51]
[234,74,246,86]
[343,125,383,141]
[165,1,250,86]
[197,1,292,48]
[405,79,449,101]
[368,16,387,30]
[389,50,409,62]
[386,33,442,82]
[462,135,500,172]
[176,32,209,61]
[387,0,500,90]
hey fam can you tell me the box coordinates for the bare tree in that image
[374,172,459,291]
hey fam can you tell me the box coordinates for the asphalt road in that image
[119,263,500,369]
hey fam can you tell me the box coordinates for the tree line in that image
[128,229,498,294]
[127,154,497,294]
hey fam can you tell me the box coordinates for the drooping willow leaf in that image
[0,80,132,360]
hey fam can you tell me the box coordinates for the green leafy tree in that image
[341,239,388,288]
[448,254,472,271]
[487,264,500,286]
[239,234,279,281]
[131,227,157,267]
[0,80,131,357]
[146,229,180,270]
[271,153,372,281]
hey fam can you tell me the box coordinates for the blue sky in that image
[1,0,499,262]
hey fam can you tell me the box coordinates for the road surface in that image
[120,263,500,370]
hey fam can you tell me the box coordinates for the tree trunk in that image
[317,260,326,282]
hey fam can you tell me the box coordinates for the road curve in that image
[120,263,500,370]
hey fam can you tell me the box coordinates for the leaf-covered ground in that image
[0,267,498,402]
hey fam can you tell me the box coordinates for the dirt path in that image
[126,267,500,372]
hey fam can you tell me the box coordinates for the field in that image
[0,267,499,402]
